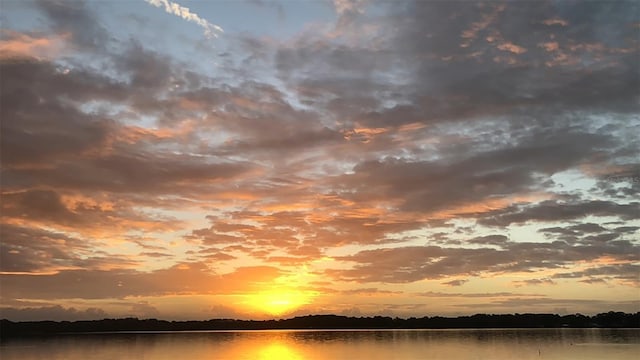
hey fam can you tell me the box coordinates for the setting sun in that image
[243,289,314,316]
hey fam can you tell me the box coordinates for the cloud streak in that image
[144,0,223,38]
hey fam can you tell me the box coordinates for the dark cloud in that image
[0,305,108,321]
[128,301,161,318]
[552,263,640,285]
[273,1,640,134]
[340,288,400,296]
[35,0,109,51]
[441,279,469,287]
[0,59,120,167]
[454,297,640,314]
[21,152,254,194]
[0,224,94,272]
[0,263,282,300]
[467,235,509,247]
[1,57,255,197]
[114,41,174,90]
[539,223,607,237]
[396,0,640,116]
[478,200,640,227]
[0,223,141,274]
[512,278,556,287]
[329,238,639,284]
[416,291,539,298]
[139,252,173,258]
[332,126,616,215]
[615,226,640,234]
[0,190,180,234]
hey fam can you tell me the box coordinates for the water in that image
[1,328,639,360]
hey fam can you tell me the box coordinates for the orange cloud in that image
[431,193,550,219]
[497,42,527,54]
[542,18,568,26]
[539,41,559,52]
[0,30,69,59]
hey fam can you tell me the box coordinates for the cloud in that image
[552,264,640,286]
[274,0,639,131]
[512,278,556,287]
[0,30,68,59]
[340,287,399,296]
[454,297,640,314]
[441,279,469,287]
[0,305,108,321]
[0,224,98,273]
[327,237,639,284]
[144,0,223,38]
[328,126,618,218]
[0,263,282,300]
[478,200,640,227]
[333,0,367,17]
[128,301,161,318]
[1,190,181,236]
[0,52,256,202]
[539,223,607,237]
[416,291,539,298]
[34,0,108,51]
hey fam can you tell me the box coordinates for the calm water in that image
[1,329,639,360]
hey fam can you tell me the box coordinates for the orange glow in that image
[116,122,195,144]
[256,342,303,360]
[243,288,314,316]
[398,122,427,132]
[60,193,115,211]
[0,30,69,59]
[260,202,313,212]
[429,193,551,219]
[213,337,307,360]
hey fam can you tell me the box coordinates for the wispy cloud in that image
[144,0,223,38]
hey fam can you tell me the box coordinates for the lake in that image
[1,328,639,359]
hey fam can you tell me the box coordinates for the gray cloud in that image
[332,127,617,215]
[35,0,109,51]
[440,279,469,287]
[455,297,640,314]
[0,224,96,272]
[0,305,108,321]
[479,200,640,227]
[0,263,282,300]
[328,237,639,283]
[552,263,640,285]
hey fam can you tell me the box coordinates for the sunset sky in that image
[1,0,639,321]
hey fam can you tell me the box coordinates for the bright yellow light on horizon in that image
[243,288,314,317]
[257,342,303,360]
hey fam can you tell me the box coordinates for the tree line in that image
[1,312,638,337]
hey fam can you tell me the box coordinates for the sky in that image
[0,0,638,321]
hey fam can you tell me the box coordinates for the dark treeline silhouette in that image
[1,312,638,337]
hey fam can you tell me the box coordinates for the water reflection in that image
[255,341,303,360]
[1,329,639,360]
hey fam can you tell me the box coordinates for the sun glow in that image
[257,342,303,360]
[244,289,314,316]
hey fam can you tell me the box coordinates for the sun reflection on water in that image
[256,341,304,360]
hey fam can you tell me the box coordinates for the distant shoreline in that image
[2,312,638,337]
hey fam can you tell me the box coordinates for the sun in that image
[244,288,314,317]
